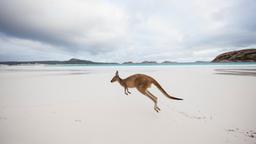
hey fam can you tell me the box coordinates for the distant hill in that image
[122,61,159,64]
[161,61,177,64]
[212,49,256,62]
[64,58,99,64]
[122,61,135,64]
[0,58,118,65]
[194,61,209,63]
[141,61,158,64]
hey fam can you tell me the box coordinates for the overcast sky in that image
[0,0,255,62]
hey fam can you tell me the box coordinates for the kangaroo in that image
[110,71,183,112]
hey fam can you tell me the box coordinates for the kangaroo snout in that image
[110,78,116,83]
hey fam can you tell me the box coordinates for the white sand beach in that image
[0,64,256,144]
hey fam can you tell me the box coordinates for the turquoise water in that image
[1,62,256,73]
[48,62,256,67]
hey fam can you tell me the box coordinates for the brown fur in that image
[111,71,183,112]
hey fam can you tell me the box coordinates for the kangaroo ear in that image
[115,70,119,76]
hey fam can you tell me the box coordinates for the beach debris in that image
[226,128,256,139]
[226,129,235,132]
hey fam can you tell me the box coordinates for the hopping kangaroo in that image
[111,71,183,112]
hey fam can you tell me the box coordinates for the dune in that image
[0,64,256,144]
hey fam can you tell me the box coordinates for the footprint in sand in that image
[159,101,212,120]
[74,119,82,123]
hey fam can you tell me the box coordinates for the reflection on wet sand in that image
[215,69,256,77]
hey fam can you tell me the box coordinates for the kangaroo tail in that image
[153,80,183,100]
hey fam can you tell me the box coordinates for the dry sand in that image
[0,64,256,144]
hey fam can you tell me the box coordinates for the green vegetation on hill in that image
[212,49,256,62]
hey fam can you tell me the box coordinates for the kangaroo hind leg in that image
[137,86,160,112]
[146,90,161,112]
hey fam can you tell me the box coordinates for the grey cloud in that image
[0,0,256,62]
[182,0,256,54]
[0,1,71,47]
[0,0,128,55]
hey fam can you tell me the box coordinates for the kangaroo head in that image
[111,71,119,83]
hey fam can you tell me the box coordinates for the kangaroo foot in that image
[154,106,161,112]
